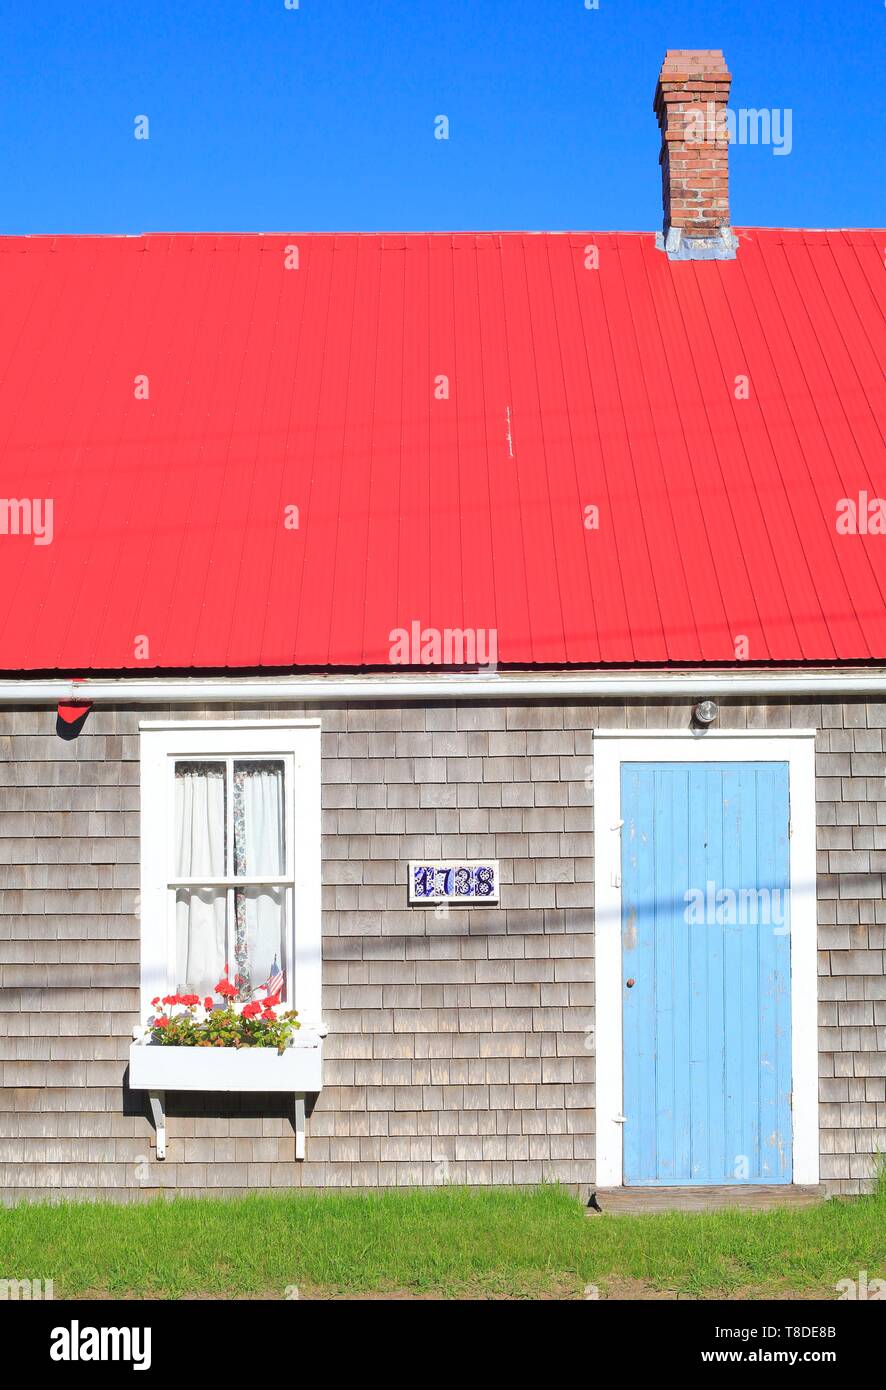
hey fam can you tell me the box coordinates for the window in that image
[173,757,288,999]
[139,722,321,1025]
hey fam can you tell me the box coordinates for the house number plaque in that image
[408,861,500,905]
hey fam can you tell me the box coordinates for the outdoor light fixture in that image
[694,700,718,725]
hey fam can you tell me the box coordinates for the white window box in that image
[129,1034,324,1161]
[129,1034,324,1094]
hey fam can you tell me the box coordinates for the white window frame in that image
[139,720,322,1029]
[593,730,819,1188]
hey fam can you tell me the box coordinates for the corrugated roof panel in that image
[0,229,883,671]
[736,235,880,658]
[669,250,808,662]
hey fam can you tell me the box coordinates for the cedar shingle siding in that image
[1,697,884,1202]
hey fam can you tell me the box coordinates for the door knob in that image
[626,978,635,988]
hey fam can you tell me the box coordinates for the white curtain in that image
[175,764,226,997]
[234,762,285,995]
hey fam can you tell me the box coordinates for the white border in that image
[139,720,323,1029]
[594,731,819,1187]
[3,669,886,704]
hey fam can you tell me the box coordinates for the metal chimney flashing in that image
[655,226,739,260]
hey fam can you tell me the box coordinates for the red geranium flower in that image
[215,979,238,999]
[264,992,281,1009]
[155,1016,169,1029]
[151,996,161,1007]
[203,996,213,1010]
[261,1009,277,1022]
[241,1001,262,1019]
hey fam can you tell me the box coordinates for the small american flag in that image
[266,956,284,1000]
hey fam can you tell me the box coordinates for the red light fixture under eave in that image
[57,701,92,724]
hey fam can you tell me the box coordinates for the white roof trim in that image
[1,670,885,704]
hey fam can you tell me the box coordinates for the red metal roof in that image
[0,230,884,671]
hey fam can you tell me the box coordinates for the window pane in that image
[175,762,226,877]
[175,888,226,997]
[234,886,285,999]
[233,760,285,877]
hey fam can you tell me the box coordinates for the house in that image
[1,50,884,1201]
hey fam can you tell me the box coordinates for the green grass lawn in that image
[2,1184,884,1300]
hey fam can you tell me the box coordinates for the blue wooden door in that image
[621,762,792,1185]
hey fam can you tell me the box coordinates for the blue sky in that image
[3,0,884,233]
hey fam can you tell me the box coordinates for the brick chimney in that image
[654,50,737,259]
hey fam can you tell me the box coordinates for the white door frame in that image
[593,730,819,1187]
